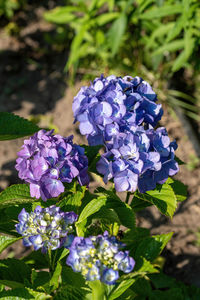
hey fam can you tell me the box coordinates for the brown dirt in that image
[0,3,200,288]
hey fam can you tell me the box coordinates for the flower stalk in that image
[89,280,106,300]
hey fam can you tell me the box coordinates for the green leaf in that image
[0,112,39,141]
[0,258,31,284]
[0,235,21,254]
[171,50,186,72]
[131,196,152,212]
[77,196,107,224]
[120,257,158,281]
[166,178,187,202]
[153,40,184,56]
[111,202,136,229]
[44,6,80,24]
[149,272,177,289]
[57,248,69,262]
[0,280,24,289]
[175,156,185,165]
[140,5,182,19]
[108,13,127,56]
[61,266,87,289]
[54,285,88,300]
[96,188,136,229]
[59,185,86,213]
[0,287,51,299]
[134,183,177,218]
[80,144,101,171]
[130,277,152,297]
[0,184,34,208]
[50,262,62,291]
[93,207,120,225]
[166,16,184,43]
[109,279,136,300]
[136,257,158,274]
[31,270,50,291]
[22,251,48,269]
[66,23,90,69]
[172,31,195,72]
[96,12,119,26]
[122,227,150,246]
[57,266,89,299]
[134,232,173,262]
[146,23,174,49]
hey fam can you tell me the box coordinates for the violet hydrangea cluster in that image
[66,231,135,285]
[15,205,78,252]
[96,127,179,193]
[73,74,179,193]
[72,75,163,146]
[16,130,89,201]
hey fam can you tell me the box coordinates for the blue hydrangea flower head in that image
[16,205,78,252]
[96,126,179,193]
[66,231,135,285]
[16,130,89,201]
[73,75,163,145]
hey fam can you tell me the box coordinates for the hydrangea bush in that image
[0,76,188,299]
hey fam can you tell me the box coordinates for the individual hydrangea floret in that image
[96,126,179,193]
[16,205,77,252]
[16,130,89,201]
[72,75,163,145]
[66,231,135,285]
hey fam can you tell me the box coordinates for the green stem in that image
[125,192,131,204]
[88,280,106,300]
[52,249,58,272]
[48,249,53,275]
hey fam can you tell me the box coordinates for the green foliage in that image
[44,0,200,76]
[0,235,21,254]
[0,287,51,299]
[0,184,34,208]
[0,258,31,286]
[132,178,187,217]
[0,0,25,18]
[43,0,200,120]
[50,262,62,291]
[134,233,173,263]
[95,188,136,229]
[80,144,101,173]
[0,112,40,141]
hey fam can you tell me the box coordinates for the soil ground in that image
[0,2,200,288]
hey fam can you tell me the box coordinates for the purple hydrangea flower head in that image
[16,130,89,201]
[16,205,78,252]
[97,126,179,193]
[66,231,135,285]
[73,75,163,145]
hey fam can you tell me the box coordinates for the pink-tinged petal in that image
[44,179,64,198]
[30,183,41,199]
[31,157,49,180]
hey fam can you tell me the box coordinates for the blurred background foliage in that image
[1,0,200,121]
[44,0,200,121]
[0,0,25,18]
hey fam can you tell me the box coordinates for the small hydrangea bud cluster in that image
[72,75,163,146]
[16,130,89,201]
[66,231,135,285]
[16,205,77,252]
[96,127,179,193]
